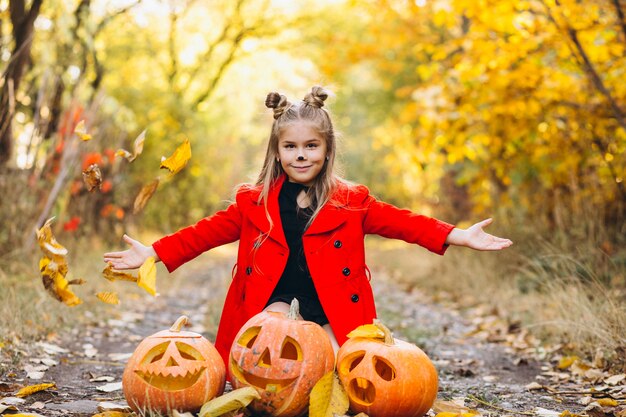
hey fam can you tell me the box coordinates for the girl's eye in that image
[284,144,295,149]
[307,143,318,148]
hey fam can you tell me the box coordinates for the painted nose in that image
[297,155,305,161]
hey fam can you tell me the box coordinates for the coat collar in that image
[244,175,350,245]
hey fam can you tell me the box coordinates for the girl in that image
[104,86,512,366]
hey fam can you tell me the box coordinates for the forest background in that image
[0,0,624,370]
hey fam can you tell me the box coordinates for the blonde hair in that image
[256,86,340,228]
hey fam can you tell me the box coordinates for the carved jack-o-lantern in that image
[337,320,438,417]
[229,299,334,417]
[122,316,225,414]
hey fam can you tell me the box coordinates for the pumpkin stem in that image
[170,315,189,332]
[373,319,394,344]
[288,298,300,320]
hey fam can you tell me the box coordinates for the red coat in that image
[153,175,454,366]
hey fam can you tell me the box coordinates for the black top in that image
[265,180,329,325]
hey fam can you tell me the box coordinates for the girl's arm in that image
[445,218,512,250]
[103,234,160,270]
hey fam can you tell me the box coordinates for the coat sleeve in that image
[152,202,242,272]
[360,186,455,255]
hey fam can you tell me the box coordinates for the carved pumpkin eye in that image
[338,350,366,376]
[237,326,261,348]
[373,356,396,381]
[280,336,302,360]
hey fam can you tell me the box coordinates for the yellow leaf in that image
[102,264,138,283]
[16,382,56,398]
[434,413,479,417]
[160,138,191,174]
[596,398,618,407]
[116,129,146,162]
[557,356,579,369]
[92,412,135,417]
[433,399,474,415]
[74,120,92,141]
[133,178,160,214]
[137,256,157,296]
[309,371,349,417]
[96,292,120,305]
[36,218,68,259]
[199,386,261,417]
[346,324,385,340]
[82,164,102,192]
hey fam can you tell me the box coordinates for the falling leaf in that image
[36,220,82,306]
[347,324,385,340]
[160,138,191,174]
[102,264,138,283]
[15,383,56,398]
[74,120,92,141]
[198,387,261,417]
[133,178,160,214]
[82,164,103,192]
[137,256,157,296]
[36,218,68,259]
[309,371,349,417]
[116,129,146,162]
[96,292,120,305]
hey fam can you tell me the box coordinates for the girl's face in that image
[277,122,328,186]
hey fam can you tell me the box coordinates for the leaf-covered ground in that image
[1,249,624,417]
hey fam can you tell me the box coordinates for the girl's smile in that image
[278,123,328,186]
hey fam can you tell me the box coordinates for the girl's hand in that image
[103,234,158,269]
[446,218,513,251]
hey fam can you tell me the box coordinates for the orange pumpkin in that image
[229,299,335,417]
[122,316,225,414]
[336,320,438,417]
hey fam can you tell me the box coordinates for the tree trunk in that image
[0,0,44,165]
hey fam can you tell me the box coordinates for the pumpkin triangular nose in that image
[259,347,272,368]
[166,357,179,367]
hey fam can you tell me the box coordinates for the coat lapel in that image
[246,175,288,248]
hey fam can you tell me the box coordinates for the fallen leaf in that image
[74,120,92,141]
[596,398,618,407]
[102,264,138,283]
[160,138,191,175]
[433,399,474,415]
[133,178,160,214]
[96,292,120,305]
[198,386,261,417]
[309,371,349,417]
[557,356,580,370]
[0,404,18,413]
[15,383,56,398]
[90,376,115,382]
[92,412,134,417]
[525,382,544,391]
[434,413,478,417]
[172,412,196,417]
[137,256,157,296]
[346,324,385,340]
[116,129,146,162]
[96,401,132,412]
[96,382,123,393]
[534,407,561,417]
[82,164,103,192]
[605,374,625,385]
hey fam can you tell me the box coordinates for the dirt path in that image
[2,249,591,417]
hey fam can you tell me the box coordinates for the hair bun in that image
[303,86,329,108]
[265,92,291,120]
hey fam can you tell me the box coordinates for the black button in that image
[245,266,252,275]
[334,240,342,248]
[351,294,359,303]
[342,267,351,276]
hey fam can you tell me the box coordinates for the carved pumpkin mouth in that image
[135,367,205,391]
[230,361,297,393]
[348,377,376,405]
